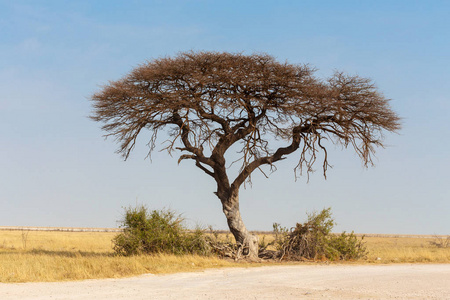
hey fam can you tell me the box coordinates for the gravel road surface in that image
[1,264,449,299]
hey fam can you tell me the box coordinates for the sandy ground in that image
[1,264,449,299]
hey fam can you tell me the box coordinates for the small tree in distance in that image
[91,51,400,260]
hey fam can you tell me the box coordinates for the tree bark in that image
[221,192,259,260]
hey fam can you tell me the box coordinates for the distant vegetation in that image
[429,236,450,248]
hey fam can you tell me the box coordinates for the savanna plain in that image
[0,228,449,283]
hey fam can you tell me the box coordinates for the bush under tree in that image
[113,206,211,256]
[260,208,367,261]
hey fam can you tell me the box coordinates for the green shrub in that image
[327,231,367,260]
[113,205,211,256]
[271,208,367,261]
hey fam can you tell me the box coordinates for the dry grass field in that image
[0,229,448,283]
[362,235,450,263]
[0,230,246,283]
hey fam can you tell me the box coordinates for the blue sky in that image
[1,0,449,234]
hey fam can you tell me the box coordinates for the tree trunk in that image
[221,193,259,260]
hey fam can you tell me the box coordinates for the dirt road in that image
[1,264,449,299]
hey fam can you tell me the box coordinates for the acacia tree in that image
[91,51,400,259]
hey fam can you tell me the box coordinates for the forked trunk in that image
[221,193,259,260]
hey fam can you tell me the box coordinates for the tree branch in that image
[231,123,311,190]
[195,160,215,178]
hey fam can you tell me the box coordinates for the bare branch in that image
[195,161,215,178]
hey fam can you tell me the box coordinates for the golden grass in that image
[1,230,449,283]
[0,250,243,283]
[0,230,117,253]
[363,236,450,263]
[0,230,245,283]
